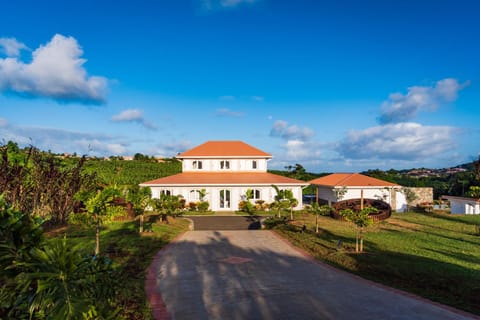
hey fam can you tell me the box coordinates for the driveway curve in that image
[146,230,477,320]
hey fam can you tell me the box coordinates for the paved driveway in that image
[187,216,262,230]
[146,230,477,320]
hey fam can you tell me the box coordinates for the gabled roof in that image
[141,172,306,186]
[308,173,399,187]
[177,141,272,158]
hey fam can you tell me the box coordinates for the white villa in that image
[140,141,307,211]
[309,173,409,212]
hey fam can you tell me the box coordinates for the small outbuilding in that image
[308,173,408,212]
[442,196,480,215]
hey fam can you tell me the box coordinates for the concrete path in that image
[146,230,477,320]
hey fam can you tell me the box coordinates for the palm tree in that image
[339,207,376,253]
[124,185,152,233]
[86,186,120,256]
[305,203,332,233]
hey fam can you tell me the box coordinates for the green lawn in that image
[272,211,480,315]
[47,215,190,320]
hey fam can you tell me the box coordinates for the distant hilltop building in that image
[140,141,307,211]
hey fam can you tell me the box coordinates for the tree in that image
[305,203,332,233]
[85,186,121,256]
[124,185,152,233]
[151,194,184,222]
[466,186,480,199]
[339,206,376,253]
[271,185,298,220]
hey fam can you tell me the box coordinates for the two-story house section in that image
[140,141,307,211]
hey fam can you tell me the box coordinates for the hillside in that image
[83,158,182,186]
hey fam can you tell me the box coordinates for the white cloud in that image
[252,95,264,101]
[378,78,468,124]
[0,37,29,57]
[0,121,128,156]
[0,34,108,104]
[270,120,314,141]
[336,122,459,161]
[152,140,193,157]
[216,108,244,117]
[111,109,157,130]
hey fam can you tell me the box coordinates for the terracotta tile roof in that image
[141,172,306,186]
[308,173,399,187]
[177,141,272,158]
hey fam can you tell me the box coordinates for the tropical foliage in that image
[0,196,116,319]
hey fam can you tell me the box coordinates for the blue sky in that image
[1,0,479,173]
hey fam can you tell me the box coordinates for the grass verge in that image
[47,215,190,319]
[270,211,480,315]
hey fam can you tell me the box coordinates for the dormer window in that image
[252,160,257,169]
[220,160,230,170]
[193,160,203,169]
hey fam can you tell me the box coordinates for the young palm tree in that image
[124,185,152,233]
[305,203,332,233]
[339,207,376,253]
[86,186,120,256]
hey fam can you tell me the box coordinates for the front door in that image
[219,189,231,209]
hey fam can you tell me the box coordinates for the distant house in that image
[140,141,307,211]
[308,173,408,212]
[442,196,480,214]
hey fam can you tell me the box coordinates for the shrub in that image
[197,201,209,211]
[238,200,255,214]
[188,202,197,211]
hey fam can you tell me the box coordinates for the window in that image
[193,160,203,169]
[220,160,230,169]
[252,189,261,200]
[219,189,231,209]
[252,160,257,169]
[160,190,171,196]
[190,190,200,201]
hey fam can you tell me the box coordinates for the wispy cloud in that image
[270,120,314,141]
[216,108,244,117]
[218,95,235,101]
[0,34,108,104]
[378,78,469,124]
[0,37,29,57]
[201,0,260,11]
[336,122,459,161]
[0,120,127,156]
[252,95,264,101]
[111,109,157,130]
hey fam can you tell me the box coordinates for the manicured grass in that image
[181,211,215,216]
[272,211,480,315]
[47,215,190,320]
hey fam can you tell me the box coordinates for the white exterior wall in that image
[149,185,303,211]
[449,199,480,214]
[182,158,267,172]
